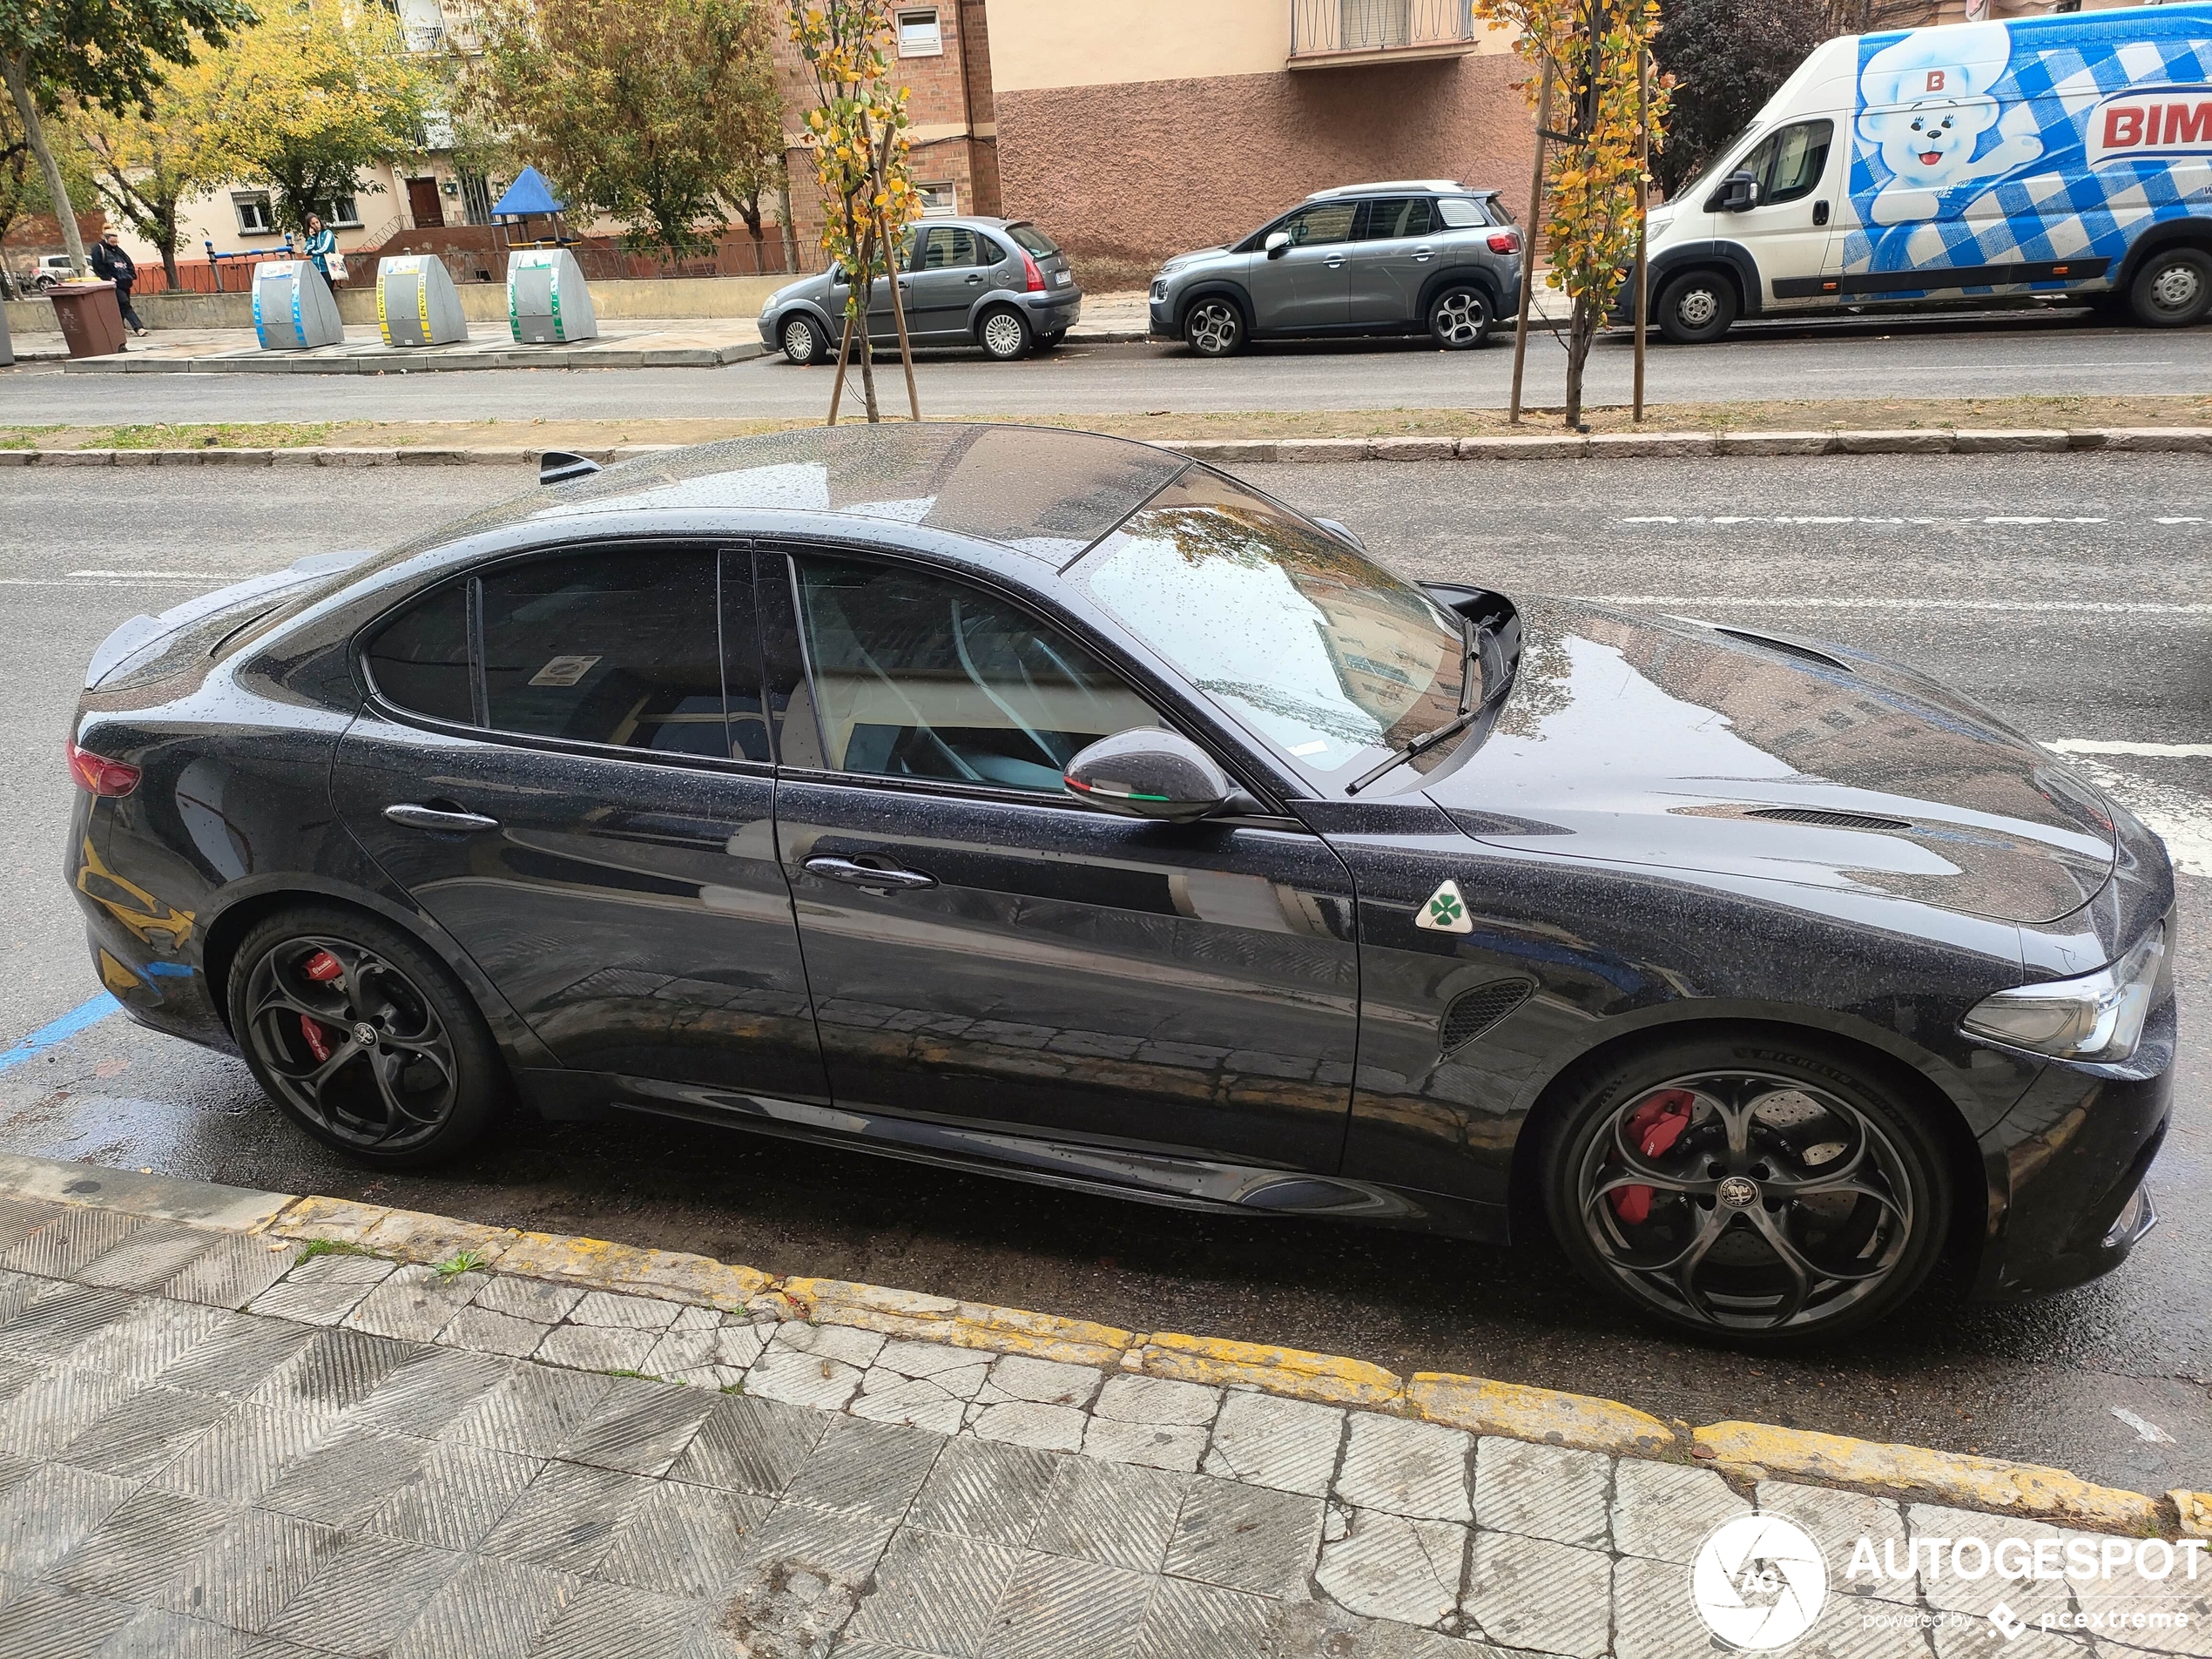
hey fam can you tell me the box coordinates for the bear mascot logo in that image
[1857,23,2043,225]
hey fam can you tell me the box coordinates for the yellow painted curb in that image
[495,1230,772,1308]
[1409,1372,1676,1456]
[1694,1422,2166,1533]
[259,1194,387,1242]
[2175,1491,2212,1539]
[1130,1330,1404,1407]
[785,1276,1134,1368]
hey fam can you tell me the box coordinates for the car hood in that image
[1423,599,2115,925]
[1158,246,1230,277]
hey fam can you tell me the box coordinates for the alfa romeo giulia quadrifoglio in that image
[67,426,2175,1342]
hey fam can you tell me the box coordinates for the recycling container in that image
[507,247,598,344]
[252,259,344,350]
[376,253,469,347]
[47,280,126,359]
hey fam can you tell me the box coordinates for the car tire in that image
[780,314,828,366]
[1655,270,1738,345]
[2127,246,2212,329]
[978,307,1033,361]
[1183,296,1245,357]
[228,905,508,1170]
[1428,284,1493,348]
[1538,1031,1951,1345]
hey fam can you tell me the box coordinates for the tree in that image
[1,0,251,274]
[67,57,233,288]
[212,0,438,236]
[464,0,786,264]
[788,0,925,424]
[1652,0,1826,196]
[1476,0,1672,428]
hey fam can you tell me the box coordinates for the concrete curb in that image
[0,1150,2201,1539]
[4,426,2208,470]
[54,341,768,374]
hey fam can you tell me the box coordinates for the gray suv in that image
[759,217,1081,365]
[1148,181,1522,356]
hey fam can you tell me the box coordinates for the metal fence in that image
[1290,0,1477,56]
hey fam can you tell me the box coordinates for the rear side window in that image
[365,581,474,724]
[1005,222,1061,257]
[1359,198,1436,239]
[916,226,981,269]
[479,550,725,755]
[1435,197,1490,228]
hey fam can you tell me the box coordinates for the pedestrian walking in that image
[88,229,148,337]
[303,214,341,287]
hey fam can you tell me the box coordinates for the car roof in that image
[381,424,1190,569]
[1305,179,1477,199]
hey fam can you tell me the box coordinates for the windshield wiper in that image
[1345,619,1490,797]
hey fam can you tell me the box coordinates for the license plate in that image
[1052,270,1070,287]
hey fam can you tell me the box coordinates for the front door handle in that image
[1812,200,1831,226]
[1324,254,1346,268]
[385,803,500,833]
[804,855,937,891]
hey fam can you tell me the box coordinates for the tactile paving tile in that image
[151,1399,337,1505]
[0,1207,149,1279]
[527,1578,715,1659]
[1029,1455,1190,1575]
[61,1297,229,1384]
[153,1312,319,1399]
[982,1550,1153,1659]
[153,1506,347,1633]
[779,1413,947,1521]
[732,1497,898,1584]
[665,1391,826,1498]
[55,1383,231,1479]
[0,1580,138,1657]
[349,1346,516,1440]
[264,1534,470,1653]
[0,1197,70,1258]
[438,1360,615,1460]
[554,1373,717,1477]
[595,1479,768,1600]
[0,1282,142,1362]
[0,1367,144,1458]
[478,1460,660,1575]
[0,1462,139,1578]
[259,1424,438,1525]
[73,1222,223,1293]
[907,1436,1062,1546]
[90,1605,256,1658]
[48,1485,235,1597]
[160,1232,298,1311]
[363,1438,545,1551]
[387,1554,584,1659]
[1130,1575,1280,1659]
[248,1325,428,1418]
[844,1524,1024,1656]
[1162,1475,1326,1599]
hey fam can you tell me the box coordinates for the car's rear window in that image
[1006,223,1061,257]
[1436,197,1491,229]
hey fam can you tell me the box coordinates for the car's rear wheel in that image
[1184,297,1244,357]
[1428,284,1493,348]
[780,314,828,366]
[1540,1034,1949,1344]
[978,307,1033,361]
[229,906,505,1169]
[1655,270,1738,344]
[2127,246,2212,328]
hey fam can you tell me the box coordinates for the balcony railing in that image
[1290,0,1480,64]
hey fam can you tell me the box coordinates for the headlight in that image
[1961,922,2168,1062]
[1150,279,1168,300]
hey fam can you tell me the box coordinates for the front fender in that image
[1648,239,1765,317]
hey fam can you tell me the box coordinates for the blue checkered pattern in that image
[1845,7,2212,294]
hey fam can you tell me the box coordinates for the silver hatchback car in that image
[1149,181,1523,356]
[759,217,1082,365]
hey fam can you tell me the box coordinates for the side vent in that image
[1744,806,1912,832]
[1714,627,1851,673]
[1440,978,1534,1056]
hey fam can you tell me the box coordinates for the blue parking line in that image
[0,995,121,1075]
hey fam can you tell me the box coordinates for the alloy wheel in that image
[1572,1069,1917,1332]
[782,318,819,365]
[242,934,459,1152]
[1185,300,1241,356]
[981,310,1029,360]
[1432,288,1490,347]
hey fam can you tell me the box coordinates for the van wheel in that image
[229,905,507,1169]
[1428,285,1493,349]
[2128,247,2212,328]
[1656,271,1738,344]
[780,314,828,365]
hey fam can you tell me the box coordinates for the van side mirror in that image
[1716,171,1760,212]
[1063,728,1235,823]
[1264,231,1291,260]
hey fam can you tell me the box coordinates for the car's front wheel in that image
[1183,297,1244,357]
[1540,1033,1950,1345]
[978,306,1033,361]
[1428,284,1493,348]
[1655,271,1738,344]
[229,905,506,1169]
[2128,246,2212,328]
[780,314,828,366]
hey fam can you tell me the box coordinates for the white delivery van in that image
[1640,2,2212,341]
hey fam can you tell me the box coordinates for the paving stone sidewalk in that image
[0,1188,2201,1659]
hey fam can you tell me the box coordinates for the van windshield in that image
[1670,125,1757,199]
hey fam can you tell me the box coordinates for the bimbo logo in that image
[2089,86,2212,163]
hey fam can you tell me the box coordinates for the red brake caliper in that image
[1609,1089,1696,1225]
[299,949,343,1062]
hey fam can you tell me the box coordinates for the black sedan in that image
[67,426,2174,1343]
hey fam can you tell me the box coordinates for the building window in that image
[896,7,941,55]
[917,182,958,217]
[317,196,364,228]
[233,193,275,235]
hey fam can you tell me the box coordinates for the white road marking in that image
[2112,1407,2175,1445]
[2048,739,2212,759]
[1981,516,2107,524]
[1590,595,2212,615]
[2156,516,2206,524]
[2067,757,2212,880]
[0,577,219,587]
[65,570,232,579]
[1614,514,2122,527]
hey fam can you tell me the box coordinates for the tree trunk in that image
[1564,294,1600,429]
[3,57,85,275]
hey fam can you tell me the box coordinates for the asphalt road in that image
[3,309,2209,423]
[2,454,2206,1496]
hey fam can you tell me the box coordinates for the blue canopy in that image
[492,165,563,218]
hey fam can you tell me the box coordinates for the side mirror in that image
[1264,230,1291,260]
[1063,728,1235,823]
[1716,171,1760,212]
[539,450,602,486]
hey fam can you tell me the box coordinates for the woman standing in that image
[303,213,340,285]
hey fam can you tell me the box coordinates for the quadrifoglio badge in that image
[1689,1514,2206,1649]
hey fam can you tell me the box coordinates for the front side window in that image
[1737,118,1834,206]
[1071,469,1468,787]
[1280,201,1359,248]
[792,556,1157,793]
[915,226,980,269]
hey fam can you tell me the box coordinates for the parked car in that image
[69,426,2171,1344]
[1149,181,1523,356]
[759,217,1081,365]
[1639,4,2212,342]
[31,253,77,291]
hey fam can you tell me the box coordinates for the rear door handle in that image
[1412,245,1434,262]
[965,273,983,284]
[804,855,937,891]
[385,803,500,833]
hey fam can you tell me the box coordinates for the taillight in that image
[1021,251,1047,293]
[1487,231,1521,254]
[67,738,140,797]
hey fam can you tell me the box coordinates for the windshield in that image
[1070,469,1471,790]
[1671,124,1758,200]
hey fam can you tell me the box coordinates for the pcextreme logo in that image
[1690,1514,1830,1650]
